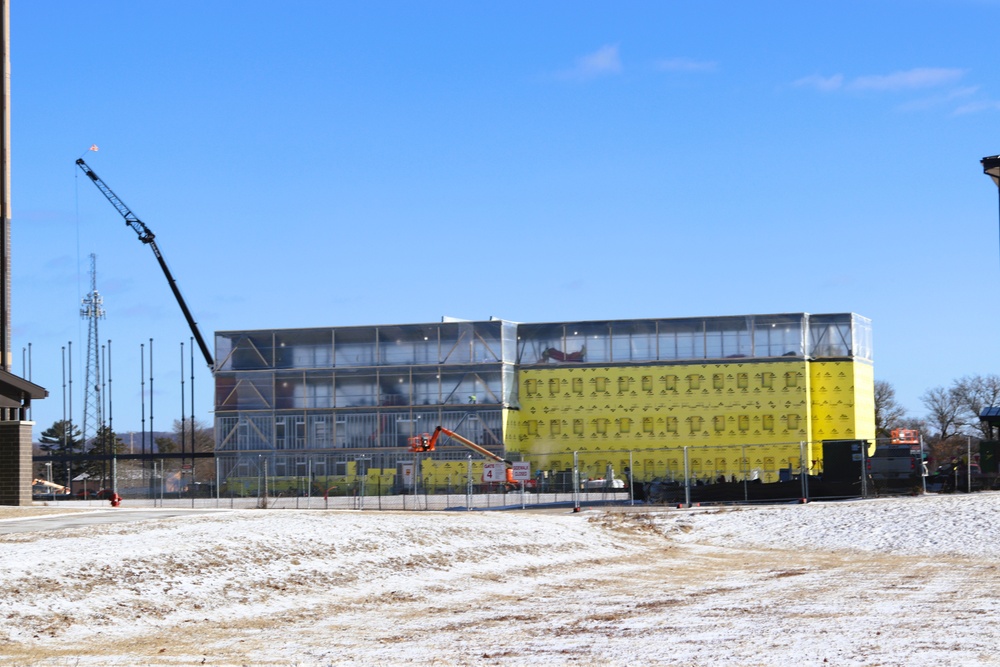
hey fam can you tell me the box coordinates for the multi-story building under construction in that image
[212,312,874,491]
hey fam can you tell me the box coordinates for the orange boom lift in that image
[408,426,516,485]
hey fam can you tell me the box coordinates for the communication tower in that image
[80,253,105,443]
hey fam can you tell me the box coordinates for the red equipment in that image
[540,346,586,362]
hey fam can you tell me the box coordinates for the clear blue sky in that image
[10,1,1000,437]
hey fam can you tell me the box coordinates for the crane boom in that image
[75,159,215,371]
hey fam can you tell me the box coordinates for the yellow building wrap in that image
[355,469,396,494]
[809,359,876,456]
[505,359,875,483]
[420,458,490,489]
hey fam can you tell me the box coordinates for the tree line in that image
[34,418,214,489]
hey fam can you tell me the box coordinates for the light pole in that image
[980,154,1000,266]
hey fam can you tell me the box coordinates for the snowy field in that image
[2,493,1000,667]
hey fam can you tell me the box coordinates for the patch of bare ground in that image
[1,510,998,666]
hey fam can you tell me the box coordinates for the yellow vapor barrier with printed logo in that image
[506,359,873,480]
[809,360,875,444]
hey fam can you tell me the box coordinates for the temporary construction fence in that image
[95,455,634,511]
[52,438,936,511]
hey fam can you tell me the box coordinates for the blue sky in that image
[10,1,1000,437]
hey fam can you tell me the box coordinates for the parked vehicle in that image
[931,462,984,493]
[583,478,625,490]
[866,445,920,490]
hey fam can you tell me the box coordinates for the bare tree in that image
[874,380,907,439]
[899,416,931,438]
[921,385,968,465]
[951,374,1000,439]
[922,386,966,440]
[192,419,215,483]
[171,418,214,483]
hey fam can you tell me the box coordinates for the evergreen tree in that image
[37,420,85,484]
[155,435,178,453]
[39,419,83,455]
[88,424,127,487]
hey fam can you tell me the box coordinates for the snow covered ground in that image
[1,493,999,666]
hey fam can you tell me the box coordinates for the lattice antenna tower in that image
[80,253,105,444]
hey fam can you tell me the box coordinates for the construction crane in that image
[409,426,516,485]
[75,159,214,371]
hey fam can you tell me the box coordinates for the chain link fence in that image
[55,439,956,510]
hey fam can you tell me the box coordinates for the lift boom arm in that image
[75,159,215,371]
[426,426,510,464]
[410,426,516,484]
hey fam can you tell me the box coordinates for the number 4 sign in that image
[482,462,505,482]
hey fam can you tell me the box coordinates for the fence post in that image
[920,434,927,494]
[409,456,415,510]
[628,451,634,506]
[742,444,748,502]
[572,451,580,512]
[683,446,691,508]
[800,441,809,501]
[359,470,366,511]
[968,435,973,494]
[466,455,472,511]
[860,441,869,499]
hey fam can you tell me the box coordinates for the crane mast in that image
[75,158,215,371]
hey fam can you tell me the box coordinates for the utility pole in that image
[0,0,48,506]
[0,0,10,371]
